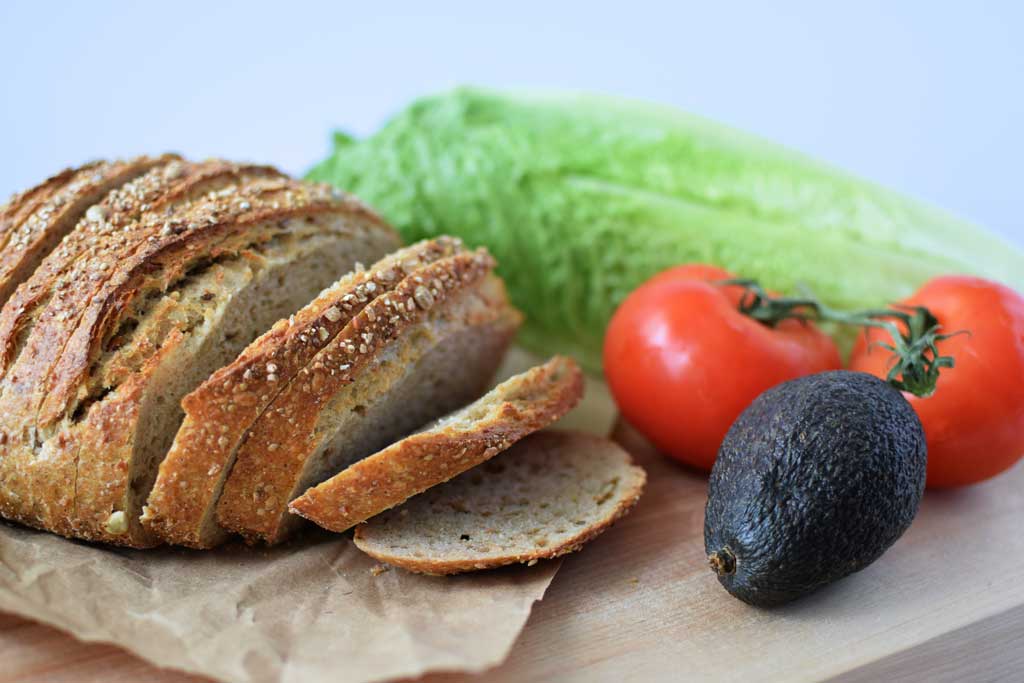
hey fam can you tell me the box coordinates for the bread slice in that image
[289,356,583,533]
[0,156,174,307]
[353,430,646,574]
[143,236,467,548]
[0,163,400,546]
[216,249,522,545]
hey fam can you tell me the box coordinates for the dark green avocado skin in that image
[704,370,926,607]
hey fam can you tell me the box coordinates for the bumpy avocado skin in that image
[704,371,926,607]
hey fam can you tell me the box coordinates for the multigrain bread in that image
[143,237,468,548]
[0,159,400,546]
[0,156,175,306]
[0,160,285,377]
[290,356,583,533]
[353,430,646,575]
[216,249,523,545]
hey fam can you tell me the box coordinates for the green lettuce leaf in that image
[308,87,1024,373]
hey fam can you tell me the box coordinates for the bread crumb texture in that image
[353,430,646,575]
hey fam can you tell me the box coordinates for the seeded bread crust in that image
[216,249,515,544]
[353,430,647,575]
[0,159,285,378]
[38,178,390,428]
[289,356,583,533]
[0,156,174,308]
[0,161,399,545]
[0,164,85,264]
[143,237,466,548]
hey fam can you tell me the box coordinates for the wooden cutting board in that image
[3,420,1024,682]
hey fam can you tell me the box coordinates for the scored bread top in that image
[0,156,174,307]
[0,159,284,378]
[289,356,583,533]
[38,176,390,427]
[143,236,467,548]
[353,430,647,575]
[216,248,502,544]
[0,163,85,255]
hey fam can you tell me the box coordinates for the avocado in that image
[703,370,926,607]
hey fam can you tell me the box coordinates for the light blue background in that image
[1,1,1021,245]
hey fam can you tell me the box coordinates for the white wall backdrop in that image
[1,1,1021,244]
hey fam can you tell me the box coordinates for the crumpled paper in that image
[0,523,557,683]
[0,347,614,683]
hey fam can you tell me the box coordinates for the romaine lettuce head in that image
[309,88,1023,373]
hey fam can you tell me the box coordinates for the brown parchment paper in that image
[0,348,614,683]
[0,524,558,683]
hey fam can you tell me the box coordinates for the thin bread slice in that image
[0,166,399,546]
[289,356,583,533]
[0,156,174,307]
[353,430,646,575]
[217,250,522,544]
[143,236,466,548]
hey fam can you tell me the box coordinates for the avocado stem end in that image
[708,548,737,576]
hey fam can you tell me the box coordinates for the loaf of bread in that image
[215,248,522,544]
[143,236,469,548]
[0,158,645,570]
[353,430,646,574]
[289,356,582,534]
[0,157,400,546]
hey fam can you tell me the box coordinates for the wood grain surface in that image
[3,420,1023,682]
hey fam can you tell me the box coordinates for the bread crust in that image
[0,157,174,308]
[0,160,284,378]
[216,249,503,544]
[39,178,386,426]
[0,163,85,258]
[352,431,647,575]
[289,356,583,533]
[0,161,398,546]
[143,237,464,548]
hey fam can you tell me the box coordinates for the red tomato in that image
[849,276,1024,488]
[603,265,841,471]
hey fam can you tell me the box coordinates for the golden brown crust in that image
[0,160,398,546]
[0,157,172,309]
[40,178,387,426]
[142,237,464,548]
[0,159,283,378]
[352,431,647,575]
[0,163,85,258]
[289,356,583,533]
[38,332,183,544]
[216,249,500,545]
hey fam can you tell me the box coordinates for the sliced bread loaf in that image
[143,236,467,548]
[216,249,522,544]
[289,356,583,533]
[352,430,646,575]
[0,161,400,546]
[0,156,174,307]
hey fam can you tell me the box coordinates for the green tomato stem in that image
[720,279,962,398]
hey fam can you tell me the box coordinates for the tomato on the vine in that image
[849,275,1024,488]
[603,264,841,471]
